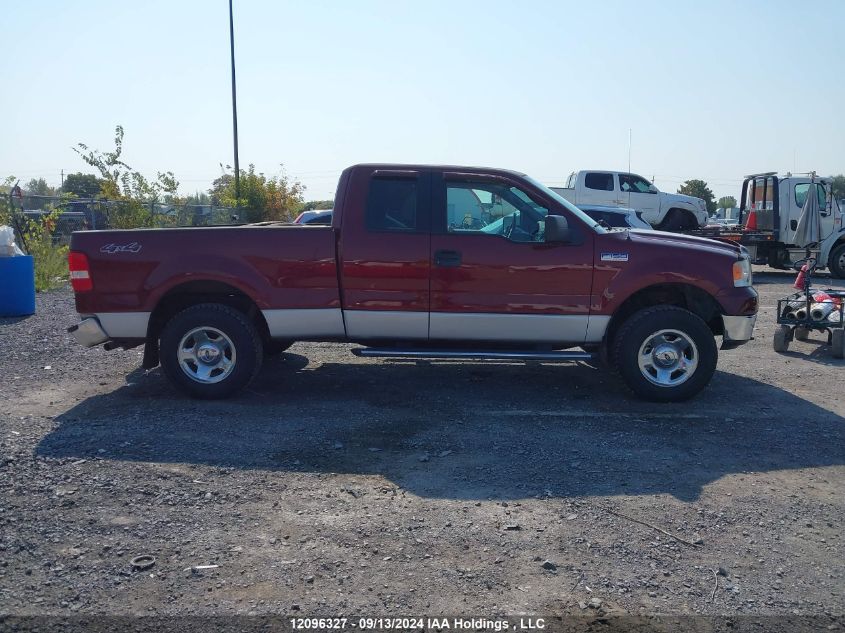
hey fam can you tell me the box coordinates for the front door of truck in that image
[339,168,431,340]
[618,172,661,224]
[429,172,595,345]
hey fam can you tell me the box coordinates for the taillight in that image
[68,251,93,292]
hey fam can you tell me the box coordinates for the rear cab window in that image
[584,172,615,191]
[366,174,424,232]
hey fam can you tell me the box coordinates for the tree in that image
[74,126,180,228]
[717,195,737,210]
[831,175,845,200]
[678,179,716,215]
[75,126,178,202]
[25,178,53,196]
[62,173,103,198]
[22,177,57,210]
[211,164,304,222]
[300,199,334,212]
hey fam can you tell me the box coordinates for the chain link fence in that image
[11,194,242,245]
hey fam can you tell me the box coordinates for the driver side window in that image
[445,180,549,243]
[619,173,655,194]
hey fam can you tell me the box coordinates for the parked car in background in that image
[551,171,708,231]
[578,204,652,230]
[293,209,333,225]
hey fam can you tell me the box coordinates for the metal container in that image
[810,302,836,321]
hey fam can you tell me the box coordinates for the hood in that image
[625,229,745,258]
[665,192,706,210]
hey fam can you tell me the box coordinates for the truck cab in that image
[739,172,845,277]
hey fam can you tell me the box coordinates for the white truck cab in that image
[739,172,845,277]
[551,170,708,230]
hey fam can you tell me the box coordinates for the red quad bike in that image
[774,257,845,358]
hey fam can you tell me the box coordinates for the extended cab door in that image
[578,171,621,207]
[338,167,431,340]
[429,171,596,345]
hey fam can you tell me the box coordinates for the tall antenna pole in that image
[229,0,241,208]
[627,128,632,207]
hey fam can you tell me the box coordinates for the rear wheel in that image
[794,326,811,342]
[767,250,790,271]
[612,306,717,402]
[828,243,845,279]
[160,303,263,399]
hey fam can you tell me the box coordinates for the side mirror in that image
[545,214,572,243]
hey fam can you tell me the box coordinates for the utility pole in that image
[228,0,241,209]
[61,169,64,189]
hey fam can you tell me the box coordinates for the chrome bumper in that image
[722,314,757,349]
[68,317,109,348]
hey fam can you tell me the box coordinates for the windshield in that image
[523,176,608,233]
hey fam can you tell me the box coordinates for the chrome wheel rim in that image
[637,329,698,387]
[837,250,845,272]
[177,326,236,384]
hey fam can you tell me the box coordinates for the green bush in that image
[16,207,69,292]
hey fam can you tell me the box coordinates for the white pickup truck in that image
[551,170,709,231]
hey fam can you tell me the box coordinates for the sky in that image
[2,0,843,202]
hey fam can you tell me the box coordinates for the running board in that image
[352,348,594,362]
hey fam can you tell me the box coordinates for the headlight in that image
[733,258,752,287]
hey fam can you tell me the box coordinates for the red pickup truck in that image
[68,164,758,402]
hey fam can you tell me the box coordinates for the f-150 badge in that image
[601,252,628,262]
[100,242,142,254]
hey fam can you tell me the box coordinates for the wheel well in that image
[670,207,698,223]
[143,280,270,368]
[605,283,724,349]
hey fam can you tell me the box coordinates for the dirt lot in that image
[1,268,843,624]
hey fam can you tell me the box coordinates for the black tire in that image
[794,326,811,342]
[773,325,792,353]
[767,250,790,271]
[832,329,845,359]
[612,305,717,402]
[265,340,293,356]
[658,209,699,232]
[829,243,845,279]
[657,210,684,232]
[159,303,263,399]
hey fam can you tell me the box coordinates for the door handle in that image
[434,249,462,267]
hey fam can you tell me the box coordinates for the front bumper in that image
[721,314,757,350]
[68,317,109,348]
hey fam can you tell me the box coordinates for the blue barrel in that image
[0,255,36,316]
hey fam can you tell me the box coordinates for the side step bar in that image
[352,348,594,362]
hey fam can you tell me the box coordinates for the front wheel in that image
[829,244,845,279]
[657,210,697,232]
[832,329,845,359]
[160,303,264,399]
[773,325,792,353]
[612,306,717,402]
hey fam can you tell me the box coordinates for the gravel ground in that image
[1,268,843,625]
